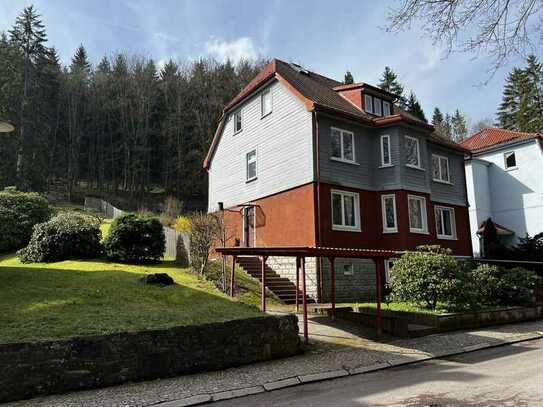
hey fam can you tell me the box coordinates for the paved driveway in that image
[212,337,543,406]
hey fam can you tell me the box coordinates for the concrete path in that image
[4,318,543,407]
[213,337,543,406]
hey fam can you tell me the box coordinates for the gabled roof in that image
[461,127,541,153]
[204,59,468,169]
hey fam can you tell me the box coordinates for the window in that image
[405,136,421,168]
[233,110,242,133]
[432,154,450,183]
[380,135,392,166]
[343,263,354,276]
[381,194,398,233]
[246,150,257,181]
[261,88,272,117]
[331,127,355,163]
[435,206,456,239]
[384,259,395,284]
[383,101,391,116]
[331,190,361,232]
[364,94,373,114]
[504,151,517,169]
[373,97,382,116]
[408,195,428,233]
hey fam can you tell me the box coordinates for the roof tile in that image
[461,128,539,152]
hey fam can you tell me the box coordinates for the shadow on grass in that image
[0,262,262,344]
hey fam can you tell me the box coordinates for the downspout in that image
[314,111,325,302]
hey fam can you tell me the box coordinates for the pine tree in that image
[450,109,468,142]
[344,70,354,84]
[497,56,543,132]
[432,107,444,127]
[379,66,406,108]
[406,92,426,122]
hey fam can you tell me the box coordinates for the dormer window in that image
[364,94,373,114]
[383,101,391,116]
[374,98,382,116]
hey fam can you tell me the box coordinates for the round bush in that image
[18,212,103,263]
[0,189,51,252]
[103,213,165,263]
[389,246,465,310]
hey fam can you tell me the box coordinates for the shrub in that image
[18,213,103,263]
[514,232,543,261]
[104,213,165,263]
[471,264,537,306]
[0,189,51,252]
[389,245,465,310]
[189,212,220,276]
[173,215,191,233]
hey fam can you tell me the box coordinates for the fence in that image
[84,197,189,261]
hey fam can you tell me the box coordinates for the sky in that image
[1,0,540,129]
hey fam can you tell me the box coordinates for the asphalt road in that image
[210,338,543,406]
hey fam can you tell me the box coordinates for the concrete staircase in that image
[236,256,313,305]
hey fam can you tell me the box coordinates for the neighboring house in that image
[204,59,472,303]
[462,128,543,257]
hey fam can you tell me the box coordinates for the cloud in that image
[205,37,260,63]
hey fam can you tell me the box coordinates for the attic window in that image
[383,101,391,116]
[504,151,517,169]
[364,94,373,114]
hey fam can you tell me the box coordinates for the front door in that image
[243,206,255,247]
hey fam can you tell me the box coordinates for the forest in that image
[2,6,542,211]
[0,6,264,210]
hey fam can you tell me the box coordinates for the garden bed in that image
[333,303,543,337]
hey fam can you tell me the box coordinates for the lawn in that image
[0,255,270,344]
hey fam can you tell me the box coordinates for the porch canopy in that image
[215,246,396,343]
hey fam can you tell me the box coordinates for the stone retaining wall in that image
[0,315,300,403]
[267,256,318,299]
[321,258,376,302]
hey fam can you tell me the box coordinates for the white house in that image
[462,128,543,257]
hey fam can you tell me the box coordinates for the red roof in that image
[461,128,540,152]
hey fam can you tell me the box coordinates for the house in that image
[461,127,543,257]
[204,59,472,303]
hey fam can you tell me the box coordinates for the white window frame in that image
[233,110,242,134]
[383,100,391,116]
[408,195,428,234]
[405,135,422,169]
[331,189,361,232]
[343,263,354,276]
[260,88,272,118]
[504,151,517,170]
[373,97,382,116]
[380,135,392,167]
[364,94,373,114]
[384,259,396,284]
[435,205,457,240]
[381,194,398,233]
[246,149,257,182]
[431,154,451,183]
[330,127,357,164]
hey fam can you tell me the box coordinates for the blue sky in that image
[1,0,538,128]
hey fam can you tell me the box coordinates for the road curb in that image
[159,332,543,406]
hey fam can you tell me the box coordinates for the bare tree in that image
[387,0,543,75]
[189,212,221,277]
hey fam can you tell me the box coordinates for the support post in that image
[260,256,268,312]
[295,256,300,312]
[301,257,309,344]
[375,258,383,335]
[230,255,237,297]
[329,257,336,319]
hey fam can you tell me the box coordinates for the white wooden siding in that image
[208,80,314,211]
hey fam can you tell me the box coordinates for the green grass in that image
[0,255,264,344]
